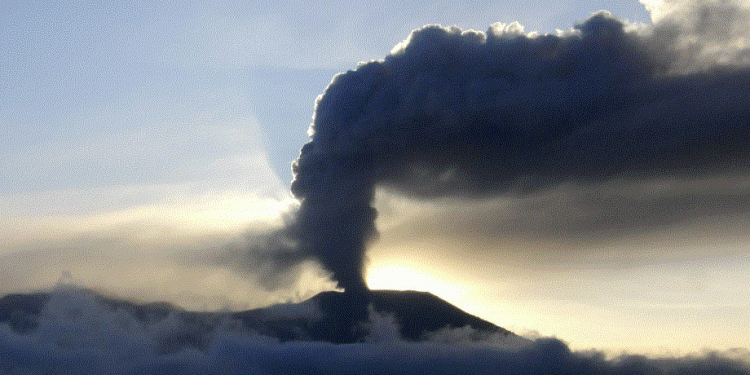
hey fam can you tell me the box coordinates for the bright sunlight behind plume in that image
[366,264,464,302]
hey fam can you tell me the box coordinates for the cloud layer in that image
[1,288,748,375]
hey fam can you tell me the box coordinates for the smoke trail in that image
[277,10,750,294]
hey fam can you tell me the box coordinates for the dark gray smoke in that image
[277,12,750,294]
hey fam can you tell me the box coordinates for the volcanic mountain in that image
[0,289,527,349]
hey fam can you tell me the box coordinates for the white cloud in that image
[0,187,309,309]
[640,0,750,69]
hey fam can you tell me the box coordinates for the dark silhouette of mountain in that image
[371,290,504,337]
[0,289,523,347]
[231,290,517,343]
[0,292,48,334]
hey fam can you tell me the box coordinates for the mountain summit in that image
[237,290,521,344]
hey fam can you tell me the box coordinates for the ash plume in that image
[268,10,750,294]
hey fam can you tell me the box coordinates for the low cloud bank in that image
[1,288,748,375]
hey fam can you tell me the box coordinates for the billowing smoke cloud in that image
[275,7,750,293]
[2,288,749,375]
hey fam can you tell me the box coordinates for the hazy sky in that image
[1,0,748,355]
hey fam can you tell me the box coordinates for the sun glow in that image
[365,264,465,302]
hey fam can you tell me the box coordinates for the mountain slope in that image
[0,289,524,346]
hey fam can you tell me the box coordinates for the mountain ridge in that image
[0,288,525,347]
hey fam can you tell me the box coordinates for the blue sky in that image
[1,1,652,193]
[1,0,748,355]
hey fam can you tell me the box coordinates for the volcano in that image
[235,290,520,344]
[0,289,525,347]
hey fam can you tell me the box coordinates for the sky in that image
[1,0,749,358]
